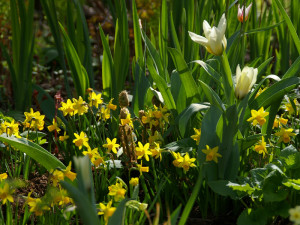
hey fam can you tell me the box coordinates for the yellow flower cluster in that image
[142,105,170,129]
[171,152,196,172]
[24,108,45,131]
[0,120,20,138]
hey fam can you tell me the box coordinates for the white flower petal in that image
[188,31,208,45]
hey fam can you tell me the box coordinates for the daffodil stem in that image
[221,52,235,106]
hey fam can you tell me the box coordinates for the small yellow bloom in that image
[275,128,296,143]
[150,143,163,161]
[51,170,65,186]
[121,113,133,127]
[255,87,267,99]
[273,114,288,129]
[59,99,75,116]
[88,91,103,108]
[137,161,149,175]
[63,161,77,181]
[98,106,111,120]
[180,153,196,172]
[191,128,201,145]
[254,136,267,158]
[0,120,21,137]
[103,138,120,154]
[0,183,14,204]
[285,99,300,115]
[129,177,139,186]
[24,108,45,131]
[0,173,8,182]
[247,107,269,126]
[171,152,184,168]
[73,96,88,116]
[108,182,126,202]
[98,201,116,225]
[59,132,69,142]
[202,145,222,163]
[135,142,152,161]
[108,99,117,111]
[27,198,50,216]
[289,205,300,225]
[47,119,61,133]
[73,131,89,150]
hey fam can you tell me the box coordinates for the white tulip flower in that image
[235,65,258,99]
[188,14,227,56]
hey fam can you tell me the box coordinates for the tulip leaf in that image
[0,134,65,171]
[192,60,222,85]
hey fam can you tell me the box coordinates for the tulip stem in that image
[221,52,235,106]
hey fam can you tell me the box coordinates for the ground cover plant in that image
[0,0,300,224]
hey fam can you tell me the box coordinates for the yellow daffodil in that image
[73,131,89,150]
[255,87,267,99]
[137,161,149,175]
[247,107,269,126]
[254,136,267,158]
[73,96,88,116]
[191,128,201,145]
[0,120,20,137]
[285,99,299,115]
[98,201,116,225]
[150,143,163,161]
[171,152,184,168]
[188,14,227,56]
[108,182,126,202]
[59,132,69,142]
[129,177,139,186]
[47,119,61,133]
[0,183,14,204]
[275,128,296,143]
[0,173,8,182]
[27,198,50,216]
[273,114,288,129]
[59,99,75,116]
[202,145,222,163]
[121,113,133,127]
[237,3,252,22]
[179,153,196,172]
[108,99,117,111]
[235,65,257,99]
[51,170,65,186]
[24,108,45,131]
[98,106,111,120]
[63,161,77,181]
[88,92,103,108]
[103,138,120,154]
[135,142,152,161]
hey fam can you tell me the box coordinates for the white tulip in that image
[235,65,258,99]
[188,14,227,56]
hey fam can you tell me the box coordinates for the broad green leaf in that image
[176,103,210,137]
[171,205,182,225]
[282,55,300,79]
[198,80,225,112]
[132,0,143,65]
[228,182,257,195]
[0,134,65,171]
[108,199,130,225]
[192,60,222,85]
[283,179,300,190]
[208,180,238,199]
[61,181,100,225]
[168,48,200,104]
[170,70,186,114]
[237,208,268,225]
[245,21,284,35]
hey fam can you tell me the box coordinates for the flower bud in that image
[235,65,257,99]
[237,3,252,23]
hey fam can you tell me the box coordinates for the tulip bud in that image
[188,14,227,56]
[235,65,257,99]
[237,3,252,23]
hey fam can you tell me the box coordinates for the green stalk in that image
[221,52,235,106]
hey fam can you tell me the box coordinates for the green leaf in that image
[208,180,238,199]
[0,134,65,171]
[273,0,300,54]
[198,80,225,112]
[228,182,257,195]
[132,0,143,65]
[61,181,100,225]
[176,103,210,137]
[192,60,222,85]
[282,55,300,79]
[108,199,130,225]
[171,205,182,225]
[60,23,89,98]
[168,48,201,104]
[283,179,300,190]
[178,169,203,225]
[237,208,268,225]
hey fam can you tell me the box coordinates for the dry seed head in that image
[120,108,130,119]
[119,90,129,108]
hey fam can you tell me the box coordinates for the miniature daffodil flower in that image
[247,107,269,126]
[235,65,257,99]
[237,3,252,22]
[188,14,227,56]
